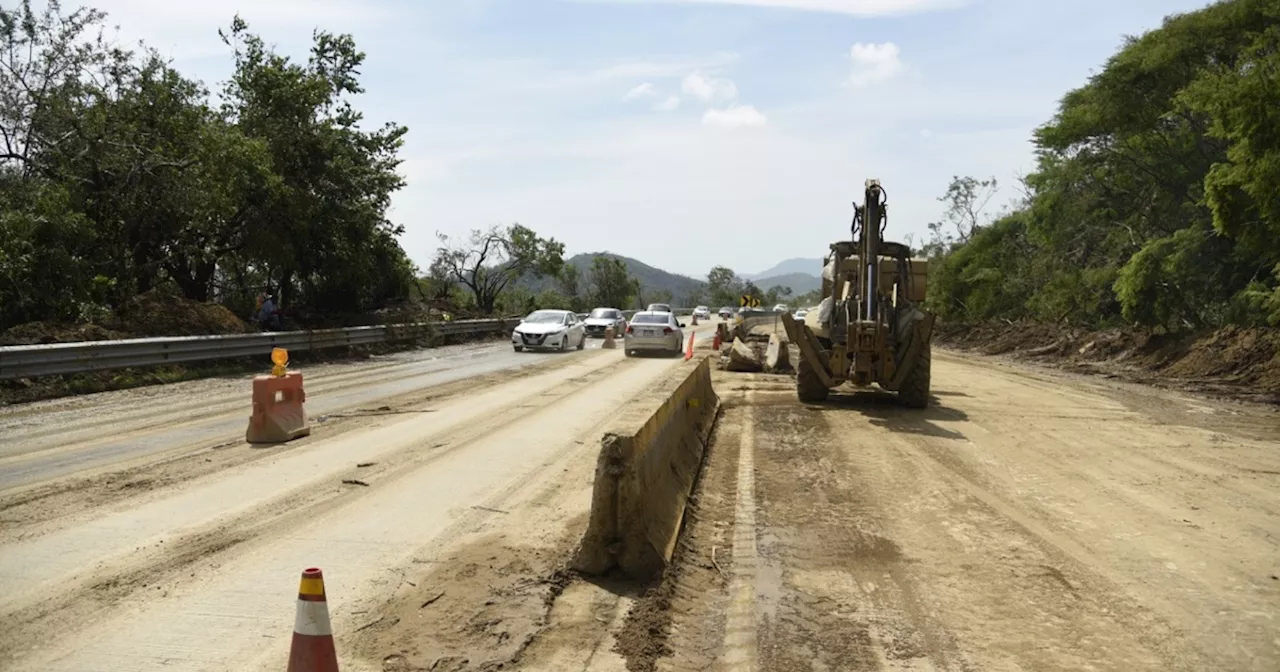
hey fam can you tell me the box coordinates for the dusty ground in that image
[614,352,1280,672]
[2,317,1276,671]
[0,317,719,672]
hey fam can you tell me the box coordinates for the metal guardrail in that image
[0,318,517,381]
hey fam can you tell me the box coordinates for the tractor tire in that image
[898,345,932,409]
[796,355,830,403]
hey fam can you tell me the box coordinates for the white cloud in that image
[919,128,933,138]
[702,105,766,128]
[574,0,966,16]
[654,95,681,112]
[848,42,904,88]
[682,72,739,104]
[624,82,659,101]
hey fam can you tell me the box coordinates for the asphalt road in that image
[0,316,719,671]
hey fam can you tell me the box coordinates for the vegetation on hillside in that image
[926,0,1280,330]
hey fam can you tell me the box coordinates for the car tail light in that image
[626,325,633,334]
[663,327,673,334]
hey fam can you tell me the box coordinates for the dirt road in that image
[2,328,1276,671]
[618,351,1280,672]
[0,318,715,671]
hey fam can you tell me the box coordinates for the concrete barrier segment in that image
[572,356,720,580]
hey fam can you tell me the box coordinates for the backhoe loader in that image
[779,179,935,407]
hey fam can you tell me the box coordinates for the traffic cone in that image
[287,567,340,672]
[712,330,722,351]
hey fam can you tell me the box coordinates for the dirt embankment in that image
[0,290,248,346]
[934,322,1280,404]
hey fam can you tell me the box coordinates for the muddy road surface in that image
[1,326,1276,672]
[627,351,1279,672]
[0,318,715,671]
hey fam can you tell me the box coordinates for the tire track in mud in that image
[752,394,968,672]
[719,401,760,671]
[0,351,578,539]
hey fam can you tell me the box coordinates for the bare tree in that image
[432,224,564,314]
[923,175,999,256]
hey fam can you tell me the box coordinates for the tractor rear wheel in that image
[796,355,830,403]
[898,345,932,408]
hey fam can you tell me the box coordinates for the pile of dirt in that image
[1,290,248,346]
[111,290,248,337]
[935,321,1280,404]
[0,322,130,346]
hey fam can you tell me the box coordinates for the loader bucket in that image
[779,313,836,387]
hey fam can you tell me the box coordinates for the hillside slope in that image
[753,272,821,294]
[744,257,824,281]
[521,252,708,300]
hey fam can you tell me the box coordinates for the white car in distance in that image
[624,311,685,357]
[512,309,586,352]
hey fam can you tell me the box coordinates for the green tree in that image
[589,256,638,309]
[924,0,1280,330]
[707,265,741,307]
[557,263,586,311]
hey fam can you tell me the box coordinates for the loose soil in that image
[935,321,1280,404]
[613,357,1280,671]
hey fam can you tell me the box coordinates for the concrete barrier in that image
[572,356,720,580]
[733,309,784,340]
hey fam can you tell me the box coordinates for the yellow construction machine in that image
[779,179,935,406]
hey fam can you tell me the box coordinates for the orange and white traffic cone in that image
[287,567,340,672]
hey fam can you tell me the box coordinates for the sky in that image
[75,0,1212,279]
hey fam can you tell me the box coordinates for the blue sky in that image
[82,0,1211,279]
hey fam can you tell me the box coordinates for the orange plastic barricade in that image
[684,332,695,360]
[245,371,311,444]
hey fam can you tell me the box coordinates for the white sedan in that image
[512,309,586,352]
[624,311,685,357]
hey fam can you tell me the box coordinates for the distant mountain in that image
[743,257,824,281]
[521,252,708,303]
[753,272,821,295]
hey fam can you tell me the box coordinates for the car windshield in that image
[589,309,617,318]
[631,314,668,324]
[524,311,565,323]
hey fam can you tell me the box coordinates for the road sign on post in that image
[739,295,761,308]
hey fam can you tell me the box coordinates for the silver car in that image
[624,311,685,357]
[582,307,627,338]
